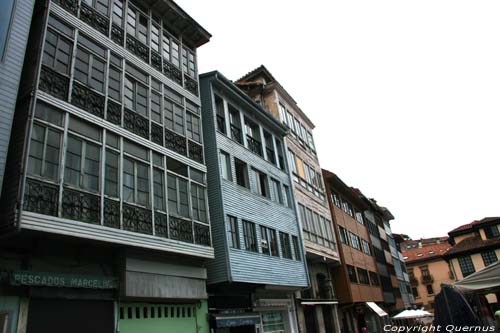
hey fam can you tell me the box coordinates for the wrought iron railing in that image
[126,35,149,63]
[106,100,122,125]
[122,203,153,235]
[151,122,164,146]
[23,178,59,217]
[230,124,242,144]
[169,215,193,243]
[80,2,109,36]
[194,223,210,246]
[184,74,198,96]
[124,108,149,139]
[39,65,69,101]
[246,136,262,156]
[71,81,105,118]
[164,129,187,156]
[188,141,203,163]
[61,188,100,225]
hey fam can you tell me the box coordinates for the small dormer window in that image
[484,225,500,239]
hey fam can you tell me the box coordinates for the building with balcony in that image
[200,71,308,333]
[401,237,453,312]
[0,0,213,332]
[443,217,500,308]
[323,169,389,333]
[235,66,341,333]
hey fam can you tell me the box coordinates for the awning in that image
[301,301,338,305]
[366,302,388,317]
[453,260,500,293]
[213,314,261,328]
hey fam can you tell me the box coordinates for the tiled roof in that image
[402,243,451,263]
[448,217,500,235]
[444,236,500,257]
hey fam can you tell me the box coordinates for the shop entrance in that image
[26,298,114,333]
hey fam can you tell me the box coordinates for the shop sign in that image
[215,316,261,328]
[10,271,118,289]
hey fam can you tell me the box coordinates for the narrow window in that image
[229,106,242,143]
[219,151,231,181]
[105,149,119,197]
[27,124,62,181]
[234,158,248,188]
[191,183,207,222]
[215,95,226,134]
[242,220,257,252]
[280,232,292,259]
[153,168,165,211]
[292,235,301,261]
[227,216,239,249]
[252,169,268,198]
[270,179,282,203]
[186,112,201,143]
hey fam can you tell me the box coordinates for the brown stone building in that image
[323,169,387,333]
[401,237,453,311]
[236,66,341,333]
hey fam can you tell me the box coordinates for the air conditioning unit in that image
[261,239,269,249]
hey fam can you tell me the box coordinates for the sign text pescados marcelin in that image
[10,271,118,289]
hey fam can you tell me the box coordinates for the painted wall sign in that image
[9,271,118,289]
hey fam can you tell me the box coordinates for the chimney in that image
[418,241,422,248]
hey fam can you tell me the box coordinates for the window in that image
[338,226,349,245]
[278,103,287,124]
[227,216,239,249]
[151,23,160,52]
[82,0,109,16]
[229,106,242,143]
[167,174,189,218]
[331,192,341,208]
[349,232,361,250]
[234,158,248,188]
[275,138,285,170]
[182,47,196,77]
[125,76,148,116]
[481,250,498,266]
[280,232,292,259]
[219,151,231,181]
[369,271,379,286]
[286,111,295,133]
[357,268,369,285]
[426,284,434,295]
[215,95,226,134]
[65,135,101,192]
[458,256,475,277]
[108,56,122,101]
[123,157,149,206]
[186,112,201,142]
[412,287,419,298]
[74,34,107,92]
[260,226,278,257]
[484,225,500,239]
[270,179,282,204]
[244,118,262,156]
[242,220,257,252]
[252,169,268,198]
[112,0,124,26]
[164,97,184,135]
[262,312,285,333]
[105,149,119,197]
[43,19,73,75]
[342,200,354,217]
[288,150,298,175]
[282,185,291,207]
[153,168,165,211]
[264,131,276,165]
[292,235,301,261]
[191,183,207,222]
[361,239,372,256]
[28,123,62,181]
[347,265,357,283]
[355,212,364,225]
[127,5,148,45]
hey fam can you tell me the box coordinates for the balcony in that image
[421,274,434,284]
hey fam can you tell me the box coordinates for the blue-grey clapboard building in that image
[200,71,309,333]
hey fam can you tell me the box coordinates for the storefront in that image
[6,271,118,333]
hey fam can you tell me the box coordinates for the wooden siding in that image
[0,0,35,192]
[200,77,229,284]
[200,74,308,288]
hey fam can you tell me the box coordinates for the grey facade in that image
[0,0,35,207]
[200,71,308,333]
[0,0,214,331]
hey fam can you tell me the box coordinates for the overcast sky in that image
[180,0,500,239]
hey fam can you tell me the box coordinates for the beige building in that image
[402,238,453,312]
[444,217,500,305]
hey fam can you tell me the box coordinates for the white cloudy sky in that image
[180,0,500,239]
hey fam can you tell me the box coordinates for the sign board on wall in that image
[10,271,118,289]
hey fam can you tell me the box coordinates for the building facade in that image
[401,237,453,312]
[323,169,390,333]
[0,0,213,332]
[200,71,308,333]
[235,66,341,333]
[444,217,500,307]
